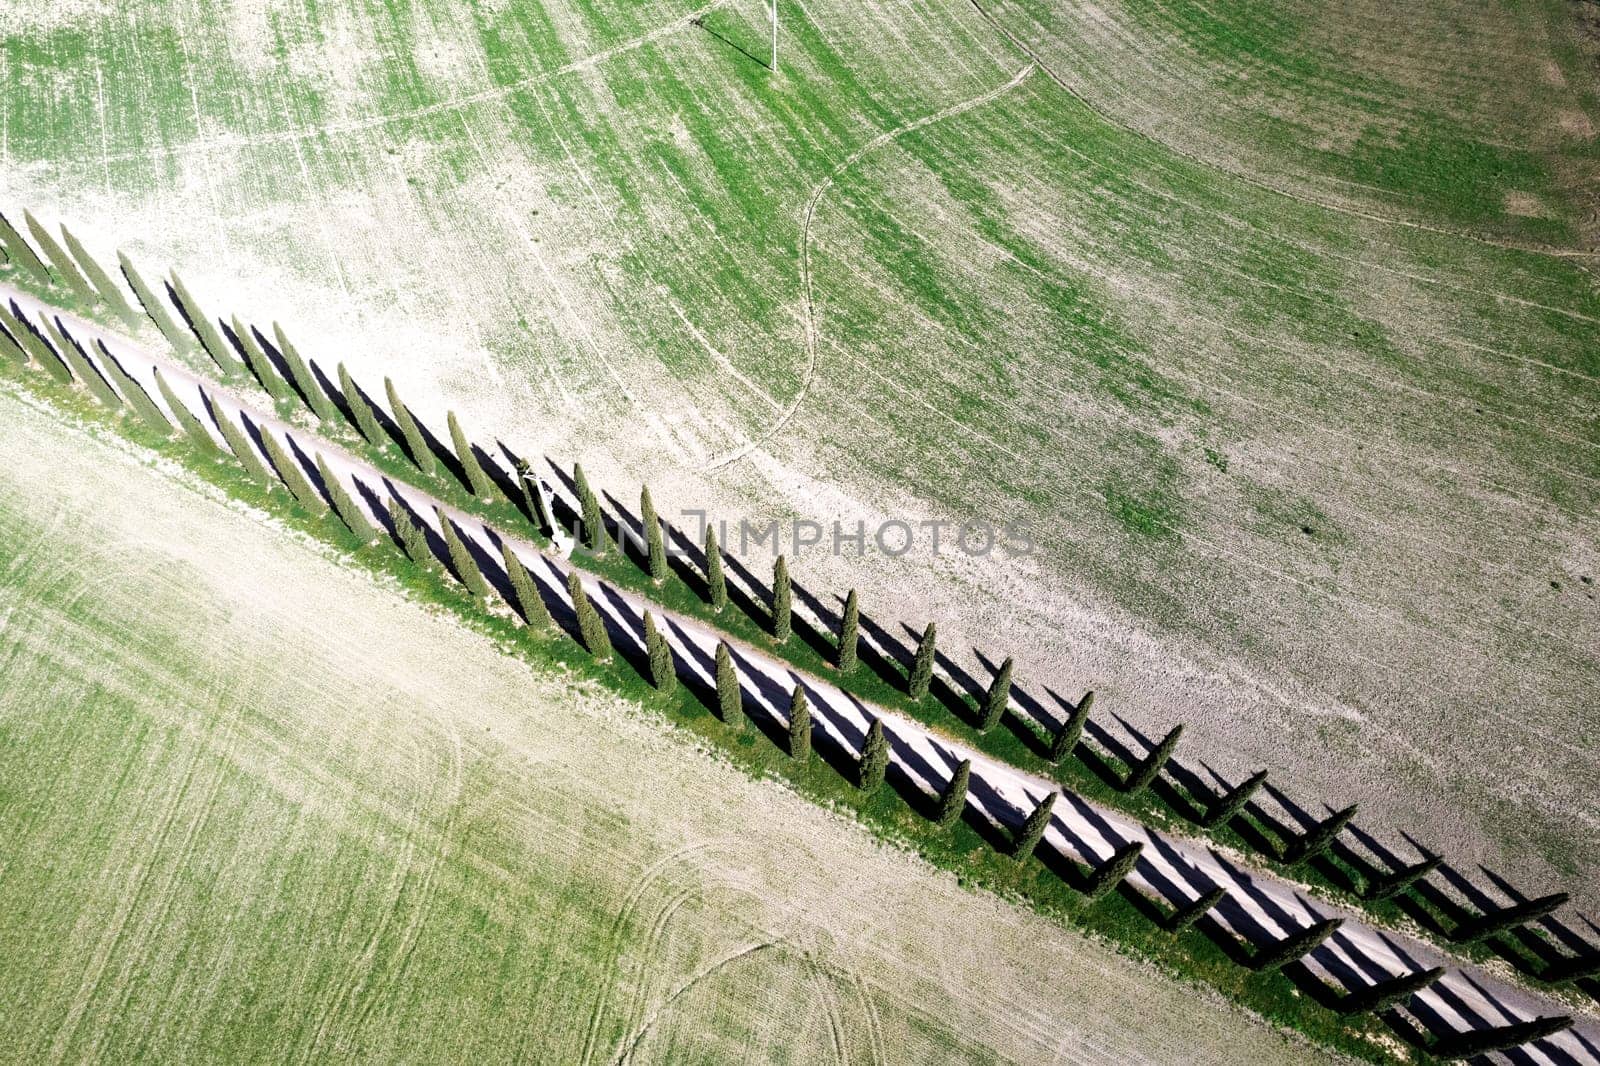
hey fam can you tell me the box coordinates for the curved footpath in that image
[6,284,1597,1064]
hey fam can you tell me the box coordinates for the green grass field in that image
[2,0,1599,1043]
[0,387,1343,1065]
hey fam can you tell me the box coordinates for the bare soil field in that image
[0,387,1339,1064]
[2,0,1596,921]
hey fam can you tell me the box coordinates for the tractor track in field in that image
[704,60,1036,471]
[6,288,1598,1063]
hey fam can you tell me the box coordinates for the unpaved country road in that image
[6,284,1596,1062]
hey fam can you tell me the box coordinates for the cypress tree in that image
[567,570,613,662]
[837,589,859,673]
[1083,840,1143,900]
[120,253,192,354]
[772,555,792,643]
[1202,769,1267,828]
[573,462,608,553]
[437,507,489,599]
[705,526,727,611]
[1336,966,1443,1015]
[643,610,677,694]
[1165,885,1226,932]
[1011,791,1056,862]
[274,323,336,422]
[169,270,243,375]
[41,318,114,404]
[979,655,1013,732]
[24,212,96,304]
[386,377,435,475]
[154,369,218,455]
[1362,853,1440,902]
[788,684,811,761]
[233,317,289,400]
[515,458,552,535]
[1450,892,1569,944]
[261,431,326,513]
[858,717,889,792]
[1049,690,1094,764]
[0,210,50,284]
[1282,803,1357,865]
[908,622,936,702]
[641,485,667,582]
[936,758,971,828]
[61,226,139,329]
[1251,918,1340,971]
[448,410,493,498]
[715,642,742,728]
[96,344,171,432]
[1123,724,1182,794]
[316,454,377,543]
[0,316,30,365]
[1430,1014,1572,1059]
[390,497,435,569]
[339,363,385,446]
[13,309,72,383]
[215,407,272,483]
[0,304,49,371]
[500,539,550,629]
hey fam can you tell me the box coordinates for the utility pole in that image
[770,0,779,73]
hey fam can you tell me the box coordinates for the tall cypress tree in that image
[1082,841,1143,900]
[274,323,336,422]
[153,369,218,455]
[214,407,272,483]
[858,717,889,792]
[715,642,741,728]
[233,317,289,400]
[42,318,115,405]
[316,454,377,543]
[641,485,667,582]
[1011,791,1056,862]
[704,526,727,611]
[14,308,72,383]
[1123,724,1182,793]
[643,610,676,694]
[979,656,1014,732]
[0,210,50,284]
[837,589,859,673]
[515,459,553,535]
[1202,769,1267,828]
[1165,885,1226,932]
[936,758,971,828]
[94,341,170,432]
[386,377,436,475]
[0,304,51,372]
[1362,853,1440,902]
[567,569,613,661]
[788,684,811,761]
[573,463,608,553]
[448,410,493,499]
[1450,892,1569,944]
[908,622,937,702]
[437,507,490,599]
[500,539,551,629]
[1251,918,1340,972]
[261,431,326,513]
[0,316,27,365]
[772,555,792,643]
[1429,1014,1572,1059]
[339,363,385,446]
[389,496,435,569]
[61,226,138,328]
[169,270,244,375]
[1282,803,1358,865]
[24,212,96,304]
[1049,691,1094,764]
[119,253,192,354]
[1335,966,1443,1016]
